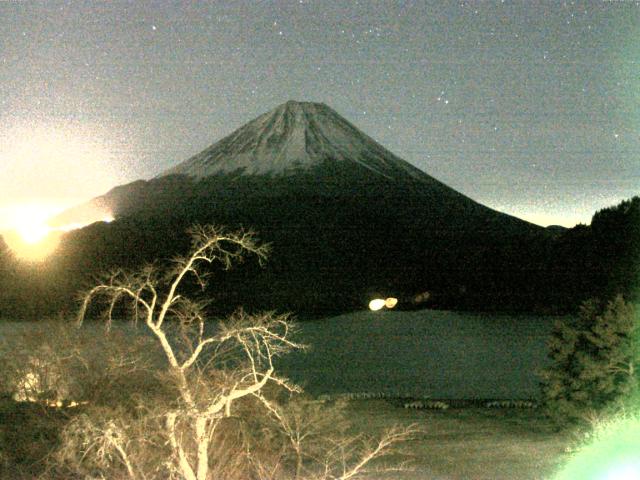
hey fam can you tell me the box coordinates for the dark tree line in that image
[0,196,638,320]
[548,196,640,311]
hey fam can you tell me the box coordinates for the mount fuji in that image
[164,100,437,181]
[55,101,534,229]
[52,101,550,313]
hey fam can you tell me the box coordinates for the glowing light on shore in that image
[385,297,398,309]
[369,299,386,311]
[369,297,399,311]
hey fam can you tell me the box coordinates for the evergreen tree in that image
[541,295,639,426]
[590,196,640,302]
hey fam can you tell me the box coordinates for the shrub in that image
[540,295,639,427]
[0,319,166,479]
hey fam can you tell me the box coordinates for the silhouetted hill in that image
[44,101,554,314]
[7,103,635,318]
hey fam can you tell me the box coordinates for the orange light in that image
[3,229,61,262]
[1,203,114,262]
[385,297,398,309]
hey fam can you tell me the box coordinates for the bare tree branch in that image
[63,225,417,480]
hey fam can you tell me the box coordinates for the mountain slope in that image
[49,101,550,314]
[54,101,537,233]
[163,100,429,181]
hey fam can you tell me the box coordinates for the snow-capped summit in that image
[161,100,427,182]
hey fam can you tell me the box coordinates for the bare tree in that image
[76,225,304,480]
[262,396,421,480]
[62,225,420,480]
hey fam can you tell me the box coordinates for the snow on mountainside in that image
[161,100,430,182]
[52,99,541,232]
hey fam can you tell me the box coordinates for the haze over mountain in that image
[48,101,553,314]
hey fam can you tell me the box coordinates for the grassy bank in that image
[342,399,570,480]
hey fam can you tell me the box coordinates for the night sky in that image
[1,1,638,228]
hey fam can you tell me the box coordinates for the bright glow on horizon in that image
[494,206,586,228]
[1,203,114,262]
[493,193,636,228]
[0,119,121,261]
[2,229,62,262]
[16,219,54,245]
[517,211,586,228]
